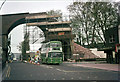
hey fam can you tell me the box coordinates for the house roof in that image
[72,42,99,59]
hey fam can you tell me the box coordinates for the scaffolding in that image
[25,13,74,60]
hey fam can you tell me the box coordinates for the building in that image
[98,26,120,63]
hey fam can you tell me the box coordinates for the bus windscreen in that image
[50,42,62,47]
[48,52,62,57]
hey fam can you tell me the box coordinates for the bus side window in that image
[48,43,50,47]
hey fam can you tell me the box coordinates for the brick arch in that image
[2,12,47,35]
[2,13,29,35]
[7,18,26,34]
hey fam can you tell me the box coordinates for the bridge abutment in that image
[2,34,8,68]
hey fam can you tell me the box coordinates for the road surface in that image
[3,61,119,81]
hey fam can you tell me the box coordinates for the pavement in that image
[63,61,119,71]
[70,63,119,71]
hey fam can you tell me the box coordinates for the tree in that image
[47,10,62,16]
[17,30,30,60]
[47,10,63,22]
[17,42,22,53]
[68,2,119,48]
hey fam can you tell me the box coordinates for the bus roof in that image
[49,51,62,52]
[50,41,61,43]
[42,40,61,43]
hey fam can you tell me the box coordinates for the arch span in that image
[1,12,47,67]
[2,12,29,35]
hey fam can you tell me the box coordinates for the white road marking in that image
[46,66,49,68]
[79,77,82,79]
[71,77,74,80]
[46,66,53,69]
[44,73,47,76]
[49,67,53,69]
[52,73,54,75]
[6,67,8,77]
[95,76,97,78]
[7,67,11,78]
[6,66,11,78]
[56,69,62,71]
[62,70,103,72]
[64,73,67,75]
[62,78,65,80]
[41,65,53,69]
[56,68,93,73]
[30,74,32,77]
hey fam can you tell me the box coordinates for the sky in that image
[9,24,24,53]
[0,0,120,53]
[0,0,73,15]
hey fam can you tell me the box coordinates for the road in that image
[3,61,119,80]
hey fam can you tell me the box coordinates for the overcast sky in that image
[0,0,120,53]
[0,0,73,15]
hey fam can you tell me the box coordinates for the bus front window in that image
[50,43,61,48]
[49,53,62,57]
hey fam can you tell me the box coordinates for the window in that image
[46,43,50,48]
[52,48,60,50]
[48,52,62,57]
[41,54,46,57]
[109,35,115,43]
[50,42,62,47]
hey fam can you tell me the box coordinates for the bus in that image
[40,41,63,64]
